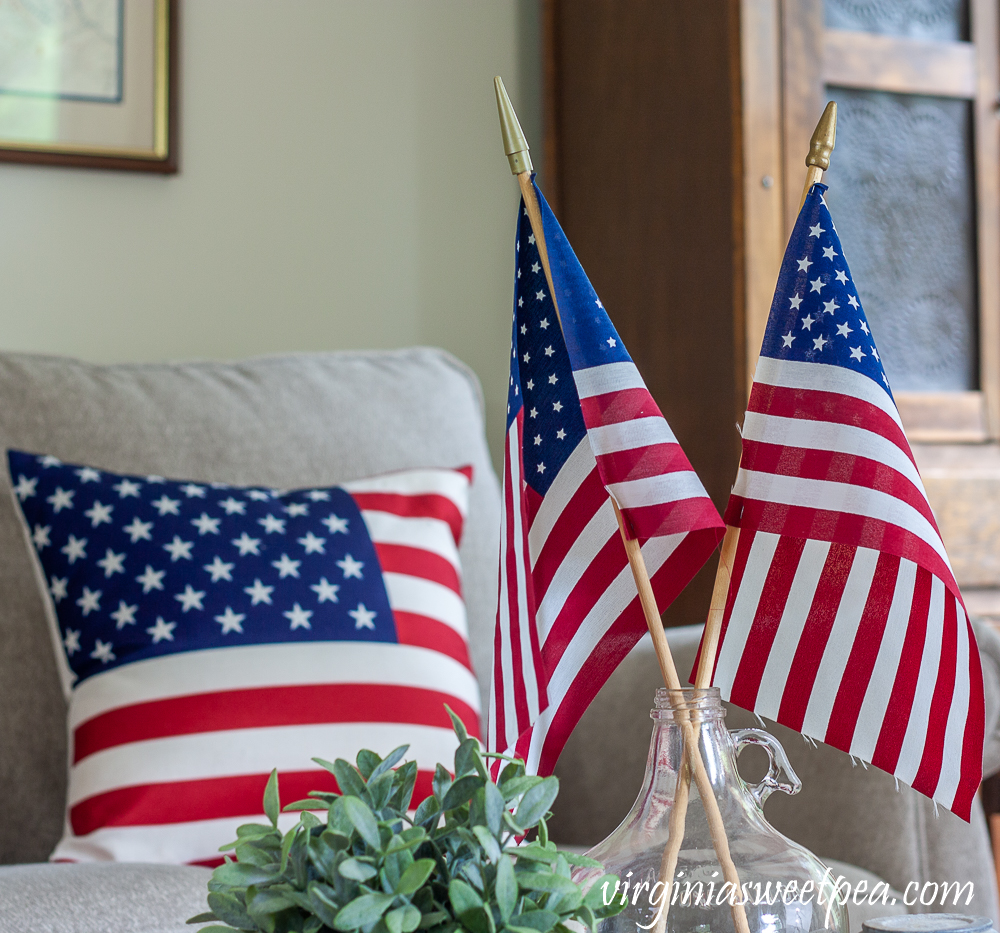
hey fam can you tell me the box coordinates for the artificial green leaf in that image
[236,822,278,839]
[582,875,621,912]
[516,873,579,897]
[395,857,435,895]
[484,782,505,837]
[307,834,338,879]
[442,774,483,810]
[498,776,542,802]
[432,763,453,801]
[186,912,218,924]
[418,910,451,930]
[499,761,523,784]
[507,911,560,933]
[263,768,280,828]
[542,887,582,914]
[413,795,439,827]
[323,829,352,852]
[468,787,487,828]
[333,892,395,930]
[384,842,415,892]
[576,905,597,933]
[454,738,481,778]
[554,851,602,869]
[211,861,278,887]
[369,770,396,811]
[235,840,278,867]
[387,826,426,851]
[308,883,344,927]
[513,779,558,829]
[283,798,326,811]
[328,798,355,837]
[279,822,297,874]
[511,845,555,864]
[289,825,311,888]
[370,744,410,781]
[206,891,254,928]
[471,826,501,863]
[401,904,423,932]
[502,811,524,834]
[247,886,298,919]
[331,758,370,799]
[553,854,570,879]
[495,855,517,923]
[536,818,548,848]
[390,761,419,812]
[305,918,324,933]
[339,857,378,882]
[449,878,483,915]
[461,861,484,894]
[386,905,406,933]
[342,795,381,849]
[445,704,469,743]
[357,748,382,779]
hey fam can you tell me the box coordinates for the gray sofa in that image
[0,348,997,933]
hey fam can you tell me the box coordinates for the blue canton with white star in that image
[507,180,632,495]
[762,184,892,397]
[8,450,396,685]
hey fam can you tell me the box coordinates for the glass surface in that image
[822,86,978,391]
[576,689,848,933]
[824,0,968,42]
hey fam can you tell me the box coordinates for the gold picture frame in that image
[0,0,177,173]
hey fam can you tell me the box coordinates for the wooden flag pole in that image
[494,76,750,933]
[654,99,838,932]
[694,101,837,690]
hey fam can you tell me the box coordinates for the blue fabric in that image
[761,184,893,397]
[7,450,396,686]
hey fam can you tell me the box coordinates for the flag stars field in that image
[13,475,36,500]
[8,450,419,688]
[766,187,890,386]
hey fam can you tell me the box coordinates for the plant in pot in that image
[189,710,624,933]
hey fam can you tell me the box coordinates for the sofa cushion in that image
[0,349,500,864]
[0,863,213,933]
[9,451,481,864]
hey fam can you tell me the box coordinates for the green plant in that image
[189,710,624,933]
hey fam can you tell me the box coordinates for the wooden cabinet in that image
[544,0,1000,624]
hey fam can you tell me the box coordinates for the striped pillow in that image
[7,449,480,864]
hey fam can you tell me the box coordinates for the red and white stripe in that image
[490,414,722,776]
[53,468,480,864]
[574,361,717,540]
[709,357,984,819]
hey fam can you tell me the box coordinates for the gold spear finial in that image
[799,101,838,207]
[806,100,837,170]
[494,76,533,175]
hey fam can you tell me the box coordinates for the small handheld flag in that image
[489,181,725,775]
[701,183,985,820]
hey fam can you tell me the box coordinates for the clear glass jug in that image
[574,688,848,933]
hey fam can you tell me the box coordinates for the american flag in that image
[488,182,724,775]
[8,450,480,863]
[701,184,985,819]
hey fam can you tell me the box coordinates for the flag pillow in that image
[7,449,481,865]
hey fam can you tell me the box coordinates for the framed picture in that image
[0,0,177,173]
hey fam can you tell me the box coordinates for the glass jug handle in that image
[731,728,802,807]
